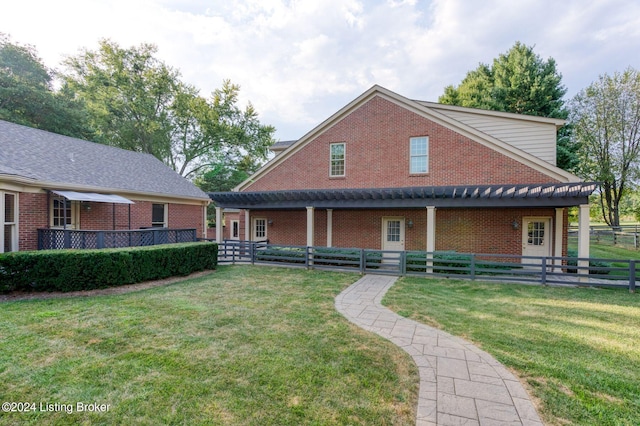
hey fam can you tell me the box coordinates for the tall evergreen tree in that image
[439,42,578,171]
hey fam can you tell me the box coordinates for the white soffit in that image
[51,190,135,204]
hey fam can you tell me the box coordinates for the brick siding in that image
[248,207,568,257]
[245,96,560,192]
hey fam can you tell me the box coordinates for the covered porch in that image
[210,183,597,268]
[38,190,197,249]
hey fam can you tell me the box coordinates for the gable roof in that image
[0,120,209,201]
[236,85,579,191]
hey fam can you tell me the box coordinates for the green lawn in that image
[0,266,418,425]
[383,278,640,426]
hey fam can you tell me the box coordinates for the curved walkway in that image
[335,274,544,426]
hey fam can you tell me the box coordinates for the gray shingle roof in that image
[0,120,208,200]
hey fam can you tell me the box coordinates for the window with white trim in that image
[152,203,167,227]
[253,218,267,240]
[410,136,429,174]
[330,143,345,177]
[231,220,240,240]
[51,195,74,228]
[2,192,17,253]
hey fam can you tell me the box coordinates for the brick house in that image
[210,85,594,262]
[0,120,210,252]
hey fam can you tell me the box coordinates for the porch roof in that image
[209,182,597,210]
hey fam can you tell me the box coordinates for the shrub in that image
[566,249,612,275]
[0,242,218,293]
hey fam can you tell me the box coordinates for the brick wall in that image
[245,96,560,192]
[247,207,567,256]
[18,193,48,251]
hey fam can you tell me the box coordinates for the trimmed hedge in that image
[0,242,218,293]
[254,247,382,268]
[566,249,611,275]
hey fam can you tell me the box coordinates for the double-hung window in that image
[2,192,17,252]
[330,143,345,177]
[410,136,429,174]
[152,204,167,227]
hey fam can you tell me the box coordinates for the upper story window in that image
[330,143,345,177]
[410,136,429,174]
[152,203,167,227]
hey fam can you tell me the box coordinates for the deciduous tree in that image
[570,68,640,227]
[62,39,275,179]
[0,34,92,138]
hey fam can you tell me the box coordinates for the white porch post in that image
[306,206,315,247]
[426,206,436,272]
[244,209,250,241]
[326,209,333,248]
[554,208,564,271]
[215,206,223,243]
[578,204,590,282]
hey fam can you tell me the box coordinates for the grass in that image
[567,241,640,277]
[383,278,640,426]
[0,266,418,425]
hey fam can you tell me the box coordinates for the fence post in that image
[305,246,310,270]
[400,251,406,276]
[630,260,636,293]
[360,249,365,274]
[250,242,255,265]
[63,230,71,249]
[541,257,547,286]
[470,254,476,280]
[96,231,104,249]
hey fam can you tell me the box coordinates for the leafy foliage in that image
[439,42,577,171]
[0,34,92,138]
[570,68,640,227]
[61,39,275,179]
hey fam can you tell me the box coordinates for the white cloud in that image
[1,0,639,140]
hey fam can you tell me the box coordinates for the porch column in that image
[215,206,223,243]
[306,206,315,247]
[554,208,564,271]
[244,209,250,241]
[578,204,590,281]
[326,209,333,248]
[426,206,436,273]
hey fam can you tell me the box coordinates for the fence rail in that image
[38,228,198,250]
[568,225,640,249]
[216,240,637,293]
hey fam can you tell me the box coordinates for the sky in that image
[1,0,639,141]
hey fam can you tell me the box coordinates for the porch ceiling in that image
[209,183,597,210]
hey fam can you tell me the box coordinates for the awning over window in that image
[50,190,135,204]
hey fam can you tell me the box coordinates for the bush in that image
[0,242,218,293]
[253,246,382,269]
[406,252,471,274]
[566,249,611,275]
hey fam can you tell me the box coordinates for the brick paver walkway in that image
[335,274,544,426]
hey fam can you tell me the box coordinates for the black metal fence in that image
[38,228,198,250]
[216,240,637,293]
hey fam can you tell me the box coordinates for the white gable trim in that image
[236,85,579,190]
